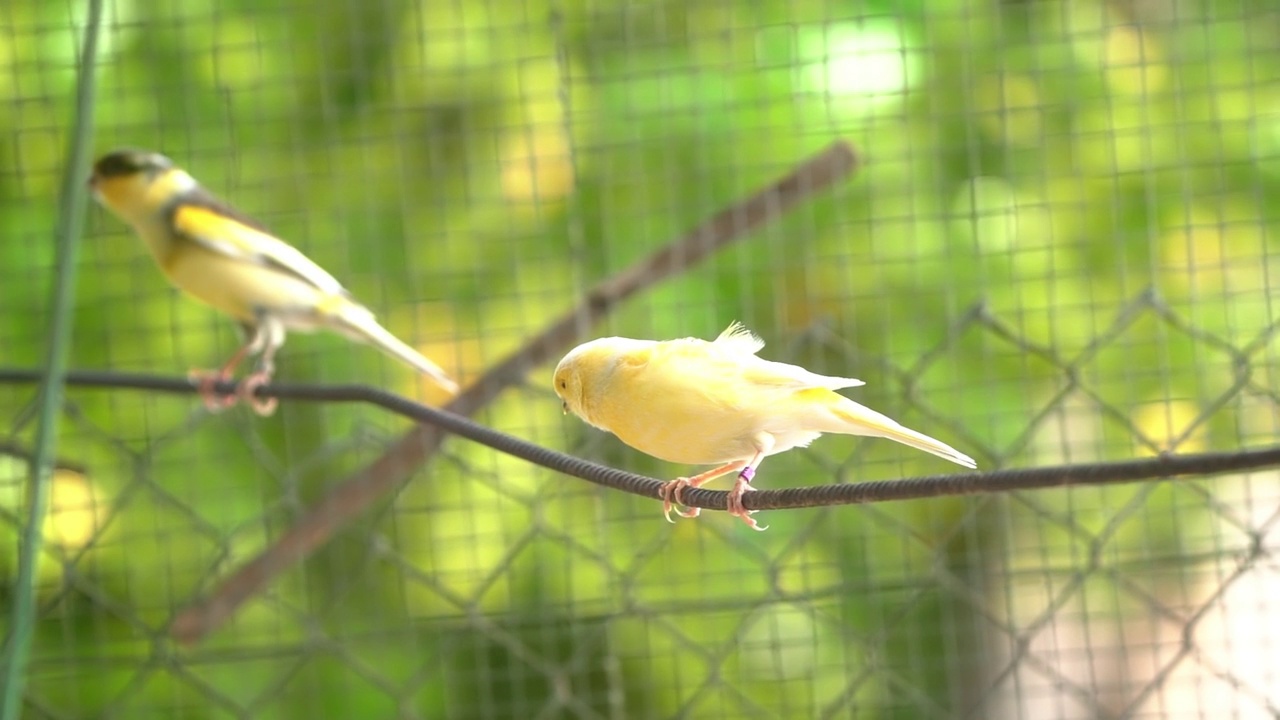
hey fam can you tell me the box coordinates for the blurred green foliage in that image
[2,0,1278,717]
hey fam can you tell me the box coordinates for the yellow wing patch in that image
[170,204,345,294]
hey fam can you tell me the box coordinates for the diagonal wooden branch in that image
[169,140,860,645]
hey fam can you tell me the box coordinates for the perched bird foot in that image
[188,369,240,413]
[658,477,701,522]
[727,470,767,531]
[236,371,278,416]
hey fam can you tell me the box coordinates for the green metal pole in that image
[0,0,102,714]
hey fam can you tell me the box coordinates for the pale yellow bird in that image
[553,323,976,530]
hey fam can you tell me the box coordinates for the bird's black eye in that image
[558,380,566,389]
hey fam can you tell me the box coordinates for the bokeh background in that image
[3,0,1280,717]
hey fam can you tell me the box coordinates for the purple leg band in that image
[739,466,755,482]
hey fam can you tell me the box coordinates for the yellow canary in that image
[553,323,976,530]
[89,149,458,415]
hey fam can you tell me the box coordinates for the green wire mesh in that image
[2,1,1278,718]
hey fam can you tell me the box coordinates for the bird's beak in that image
[561,401,569,415]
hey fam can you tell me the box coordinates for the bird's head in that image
[552,345,591,418]
[553,336,649,422]
[88,149,197,223]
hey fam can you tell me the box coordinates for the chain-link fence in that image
[3,1,1279,718]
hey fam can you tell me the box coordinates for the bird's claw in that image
[659,477,701,523]
[727,474,767,531]
[236,371,278,416]
[188,369,239,413]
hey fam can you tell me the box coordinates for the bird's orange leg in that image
[659,460,748,523]
[187,344,253,412]
[235,372,277,416]
[726,452,767,531]
[236,345,280,416]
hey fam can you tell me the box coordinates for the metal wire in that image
[3,366,1277,510]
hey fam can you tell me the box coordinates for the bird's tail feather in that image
[830,398,976,469]
[334,302,460,394]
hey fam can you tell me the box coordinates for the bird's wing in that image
[736,355,866,391]
[169,197,347,295]
[706,324,865,391]
[654,338,866,393]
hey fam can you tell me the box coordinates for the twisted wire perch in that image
[3,368,1277,510]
